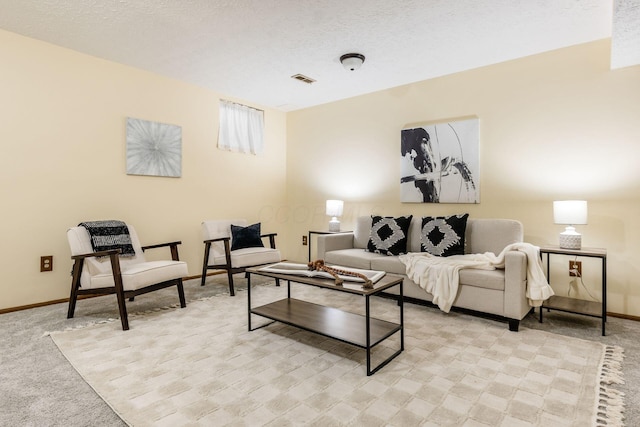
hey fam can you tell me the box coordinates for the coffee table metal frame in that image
[246,267,404,376]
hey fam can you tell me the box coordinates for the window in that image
[218,100,264,155]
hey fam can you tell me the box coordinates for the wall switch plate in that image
[302,236,308,246]
[41,255,53,272]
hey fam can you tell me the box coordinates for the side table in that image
[308,230,352,262]
[538,245,607,335]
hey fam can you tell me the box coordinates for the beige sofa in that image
[316,216,531,331]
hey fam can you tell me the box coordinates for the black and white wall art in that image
[400,117,479,203]
[126,117,182,177]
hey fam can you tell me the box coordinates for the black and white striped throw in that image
[78,220,136,257]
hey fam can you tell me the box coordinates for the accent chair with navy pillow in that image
[201,219,281,296]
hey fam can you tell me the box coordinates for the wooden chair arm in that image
[71,249,121,260]
[261,233,277,249]
[141,241,182,251]
[141,241,182,261]
[203,237,230,244]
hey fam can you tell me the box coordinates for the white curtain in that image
[218,100,264,155]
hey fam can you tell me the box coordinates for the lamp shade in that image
[553,200,588,225]
[326,200,344,217]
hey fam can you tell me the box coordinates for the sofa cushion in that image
[366,215,413,255]
[325,249,384,270]
[370,256,406,275]
[465,219,523,255]
[459,269,505,291]
[213,247,281,268]
[89,260,188,291]
[354,216,373,249]
[420,214,469,256]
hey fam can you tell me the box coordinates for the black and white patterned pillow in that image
[367,215,413,256]
[420,214,469,256]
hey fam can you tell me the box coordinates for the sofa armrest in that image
[503,250,531,320]
[316,233,355,259]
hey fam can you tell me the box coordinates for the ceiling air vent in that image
[291,74,316,84]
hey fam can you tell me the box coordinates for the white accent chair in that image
[201,219,281,296]
[66,224,188,330]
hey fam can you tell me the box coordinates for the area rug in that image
[49,284,625,426]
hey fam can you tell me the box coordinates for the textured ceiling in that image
[0,1,632,111]
[611,0,640,68]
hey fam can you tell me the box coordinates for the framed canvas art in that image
[400,117,479,203]
[126,117,182,177]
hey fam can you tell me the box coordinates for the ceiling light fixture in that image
[340,53,365,71]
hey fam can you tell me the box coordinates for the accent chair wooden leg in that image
[177,279,186,308]
[200,271,207,286]
[113,287,129,331]
[109,254,129,331]
[67,289,79,319]
[227,270,235,296]
[201,243,211,287]
[67,259,83,319]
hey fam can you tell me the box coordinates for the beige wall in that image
[2,29,639,317]
[0,29,287,309]
[286,40,640,316]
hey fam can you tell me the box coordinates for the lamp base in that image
[328,218,341,232]
[559,226,582,249]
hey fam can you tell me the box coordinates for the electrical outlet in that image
[41,255,53,272]
[302,236,308,246]
[569,260,582,277]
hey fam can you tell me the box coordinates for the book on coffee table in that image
[259,262,386,284]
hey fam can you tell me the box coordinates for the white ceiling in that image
[0,1,633,111]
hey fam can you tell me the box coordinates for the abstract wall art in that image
[400,117,479,203]
[126,117,182,177]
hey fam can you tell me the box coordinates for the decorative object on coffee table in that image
[307,259,373,289]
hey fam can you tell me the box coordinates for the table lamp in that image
[326,200,344,232]
[553,200,588,249]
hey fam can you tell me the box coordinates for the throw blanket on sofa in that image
[78,220,136,257]
[399,242,554,313]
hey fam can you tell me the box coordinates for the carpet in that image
[49,283,625,426]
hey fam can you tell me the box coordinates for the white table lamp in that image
[326,200,344,232]
[553,200,588,249]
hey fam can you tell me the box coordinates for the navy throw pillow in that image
[230,223,264,251]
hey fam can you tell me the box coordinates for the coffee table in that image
[246,265,404,376]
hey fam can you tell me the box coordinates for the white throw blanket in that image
[399,242,554,313]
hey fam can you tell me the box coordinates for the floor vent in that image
[291,74,316,84]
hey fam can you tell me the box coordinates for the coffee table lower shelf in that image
[251,298,401,348]
[250,297,402,375]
